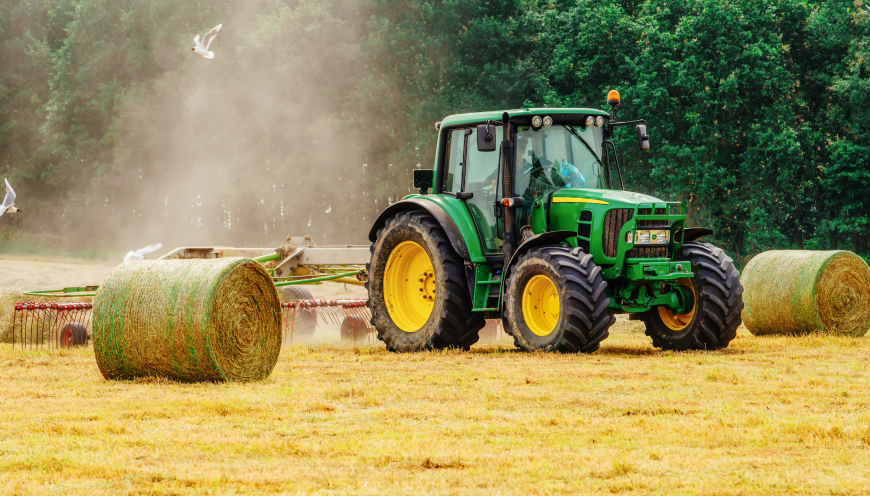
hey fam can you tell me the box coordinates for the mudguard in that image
[683,227,714,242]
[368,199,471,261]
[503,230,577,279]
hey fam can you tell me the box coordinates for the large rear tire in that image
[503,246,614,353]
[641,242,744,350]
[367,211,484,351]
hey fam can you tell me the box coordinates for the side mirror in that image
[413,169,433,194]
[636,125,650,152]
[477,123,496,152]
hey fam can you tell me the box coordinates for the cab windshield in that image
[515,124,604,202]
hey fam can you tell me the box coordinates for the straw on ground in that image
[0,322,868,494]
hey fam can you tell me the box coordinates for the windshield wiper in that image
[564,125,603,166]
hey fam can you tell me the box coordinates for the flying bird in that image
[191,24,222,59]
[124,243,163,263]
[0,179,21,217]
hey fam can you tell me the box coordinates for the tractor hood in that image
[551,189,679,209]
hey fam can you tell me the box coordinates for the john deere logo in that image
[651,234,658,241]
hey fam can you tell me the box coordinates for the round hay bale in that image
[92,258,281,381]
[741,250,870,336]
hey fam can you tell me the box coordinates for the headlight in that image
[542,116,553,127]
[532,115,543,128]
[635,230,669,244]
[595,116,605,127]
[585,116,595,128]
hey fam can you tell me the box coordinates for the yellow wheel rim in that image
[522,275,560,336]
[658,279,696,331]
[383,241,435,332]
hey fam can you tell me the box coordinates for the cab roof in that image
[440,108,610,128]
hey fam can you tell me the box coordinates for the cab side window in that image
[443,129,466,193]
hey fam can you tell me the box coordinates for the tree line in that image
[0,0,867,262]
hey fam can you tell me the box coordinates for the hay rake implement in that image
[8,299,376,349]
[11,302,93,350]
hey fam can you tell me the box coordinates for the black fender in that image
[368,199,471,260]
[683,227,714,243]
[503,230,576,280]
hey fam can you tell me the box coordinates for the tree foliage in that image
[0,0,868,261]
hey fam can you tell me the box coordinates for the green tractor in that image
[366,91,744,353]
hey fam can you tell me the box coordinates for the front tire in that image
[367,211,484,351]
[503,247,614,353]
[641,242,744,350]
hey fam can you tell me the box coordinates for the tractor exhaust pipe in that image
[501,112,516,263]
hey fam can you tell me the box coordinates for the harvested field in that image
[1,321,869,494]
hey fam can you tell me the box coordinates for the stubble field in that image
[1,320,869,495]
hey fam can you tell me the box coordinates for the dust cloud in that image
[91,2,378,255]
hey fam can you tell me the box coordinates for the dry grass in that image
[1,321,869,495]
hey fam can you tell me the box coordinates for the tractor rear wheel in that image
[641,241,744,350]
[367,211,484,351]
[503,247,614,353]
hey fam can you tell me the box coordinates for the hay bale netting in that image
[741,250,870,336]
[92,258,282,382]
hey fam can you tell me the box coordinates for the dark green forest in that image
[1,0,869,262]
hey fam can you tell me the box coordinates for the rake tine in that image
[12,303,18,349]
[84,303,91,339]
[53,305,59,349]
[40,304,45,349]
[41,304,49,350]
[291,307,296,345]
[39,304,48,349]
[27,303,33,350]
[19,304,26,350]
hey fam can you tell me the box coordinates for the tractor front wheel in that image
[503,247,614,353]
[367,211,484,351]
[641,242,744,350]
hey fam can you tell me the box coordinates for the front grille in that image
[637,207,669,227]
[638,208,667,216]
[633,207,670,257]
[603,209,634,257]
[639,219,670,227]
[627,246,669,258]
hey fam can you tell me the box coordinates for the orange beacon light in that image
[607,89,620,106]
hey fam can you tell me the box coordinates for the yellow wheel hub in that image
[383,241,435,332]
[658,279,696,331]
[522,275,560,336]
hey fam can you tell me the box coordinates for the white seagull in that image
[0,179,21,217]
[191,24,222,59]
[124,243,163,263]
